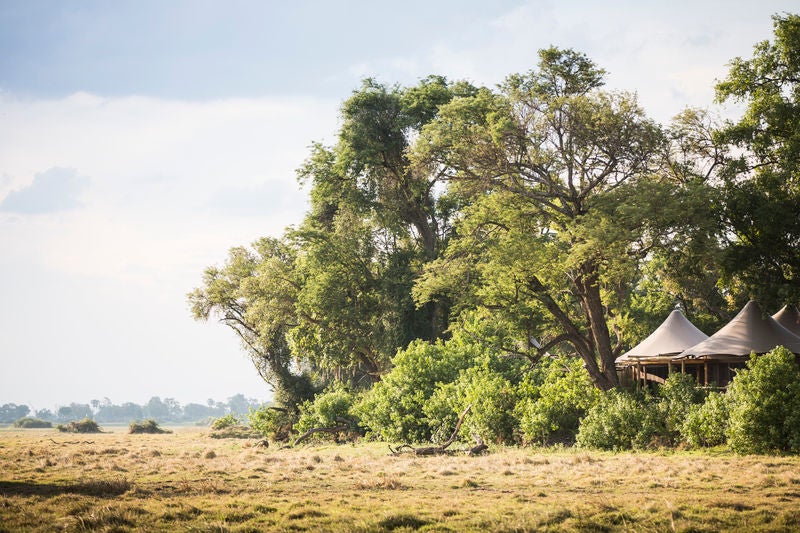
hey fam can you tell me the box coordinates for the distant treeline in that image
[0,394,266,425]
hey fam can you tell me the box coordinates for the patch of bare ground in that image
[1,428,799,531]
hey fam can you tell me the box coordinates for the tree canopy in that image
[190,16,800,433]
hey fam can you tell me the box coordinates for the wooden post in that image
[681,360,685,374]
[704,361,709,386]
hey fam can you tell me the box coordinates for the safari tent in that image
[773,305,800,337]
[674,300,800,386]
[616,309,708,386]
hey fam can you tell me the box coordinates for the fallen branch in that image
[467,433,488,456]
[292,424,349,447]
[389,404,472,456]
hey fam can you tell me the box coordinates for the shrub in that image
[296,385,358,441]
[656,372,705,444]
[209,425,262,439]
[517,357,601,446]
[13,417,52,429]
[355,338,482,442]
[681,391,730,448]
[211,414,239,430]
[57,418,102,433]
[248,405,295,441]
[576,390,661,451]
[725,346,800,454]
[129,419,171,434]
[425,368,519,445]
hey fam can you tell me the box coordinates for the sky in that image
[1,0,796,411]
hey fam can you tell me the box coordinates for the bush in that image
[681,391,729,448]
[57,418,102,433]
[425,368,519,445]
[656,372,705,444]
[355,338,482,442]
[296,385,358,441]
[211,414,239,430]
[129,419,171,434]
[576,390,661,451]
[725,346,800,454]
[13,417,52,429]
[517,357,601,446]
[248,405,295,441]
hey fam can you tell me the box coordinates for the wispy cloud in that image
[0,167,90,214]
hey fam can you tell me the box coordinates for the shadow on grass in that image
[0,479,131,498]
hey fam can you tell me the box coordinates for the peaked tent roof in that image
[772,305,800,337]
[677,300,800,359]
[617,309,709,365]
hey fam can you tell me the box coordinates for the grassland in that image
[1,427,799,532]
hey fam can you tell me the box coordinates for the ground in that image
[1,427,799,532]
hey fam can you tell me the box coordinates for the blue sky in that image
[1,0,796,410]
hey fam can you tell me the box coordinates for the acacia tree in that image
[714,13,800,305]
[412,48,686,390]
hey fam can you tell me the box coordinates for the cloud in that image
[0,167,90,214]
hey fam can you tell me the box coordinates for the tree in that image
[188,237,316,413]
[413,48,683,390]
[715,13,800,305]
[0,403,30,424]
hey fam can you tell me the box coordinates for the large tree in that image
[412,48,699,390]
[715,13,800,305]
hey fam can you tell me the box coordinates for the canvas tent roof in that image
[616,309,708,365]
[772,305,800,337]
[677,300,800,359]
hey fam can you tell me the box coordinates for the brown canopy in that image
[677,300,800,359]
[772,305,800,338]
[616,309,708,365]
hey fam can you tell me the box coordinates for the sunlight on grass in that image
[1,427,799,531]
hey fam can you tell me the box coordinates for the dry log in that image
[389,404,473,456]
[292,424,349,447]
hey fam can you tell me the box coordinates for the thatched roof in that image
[677,300,800,360]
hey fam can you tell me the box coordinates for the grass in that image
[1,426,800,531]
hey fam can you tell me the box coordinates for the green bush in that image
[248,405,295,441]
[681,391,730,448]
[424,367,519,445]
[129,419,171,434]
[295,385,358,441]
[656,372,705,444]
[517,357,600,446]
[576,390,661,451]
[356,338,482,442]
[13,417,52,429]
[211,414,239,430]
[57,418,101,433]
[725,346,800,454]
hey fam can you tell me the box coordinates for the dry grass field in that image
[1,427,800,532]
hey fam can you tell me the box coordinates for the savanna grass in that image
[1,427,799,531]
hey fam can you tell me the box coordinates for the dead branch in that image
[389,404,473,456]
[292,424,349,447]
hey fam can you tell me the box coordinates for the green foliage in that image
[13,417,52,428]
[295,385,359,440]
[248,405,295,441]
[211,414,240,430]
[355,338,480,442]
[715,14,800,304]
[57,418,102,434]
[725,347,800,454]
[425,367,519,445]
[129,419,171,434]
[681,392,730,448]
[656,373,706,444]
[576,391,661,451]
[517,357,601,446]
